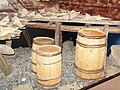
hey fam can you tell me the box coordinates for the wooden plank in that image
[0,54,11,75]
[90,75,120,90]
[26,22,120,33]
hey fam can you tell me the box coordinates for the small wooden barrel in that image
[36,45,62,88]
[75,28,107,79]
[31,37,54,73]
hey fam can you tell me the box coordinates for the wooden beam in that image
[0,54,11,75]
[26,22,120,33]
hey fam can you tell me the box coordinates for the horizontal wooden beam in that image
[26,22,120,34]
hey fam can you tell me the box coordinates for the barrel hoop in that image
[37,59,61,65]
[76,40,106,48]
[75,63,104,74]
[38,80,61,87]
[37,51,61,57]
[78,32,106,39]
[38,75,61,81]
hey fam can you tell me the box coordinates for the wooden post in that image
[54,22,62,46]
[20,27,32,48]
[0,54,11,75]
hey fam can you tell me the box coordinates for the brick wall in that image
[59,0,120,20]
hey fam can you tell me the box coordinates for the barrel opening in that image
[33,37,54,45]
[38,45,61,55]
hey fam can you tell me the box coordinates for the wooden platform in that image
[90,75,120,90]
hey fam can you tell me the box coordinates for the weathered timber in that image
[26,22,120,33]
[54,22,62,46]
[20,27,32,48]
[0,54,11,75]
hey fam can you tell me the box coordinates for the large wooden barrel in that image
[31,37,54,73]
[36,45,62,88]
[75,28,107,79]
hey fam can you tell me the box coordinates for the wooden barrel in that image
[75,28,107,79]
[31,37,54,73]
[36,45,62,88]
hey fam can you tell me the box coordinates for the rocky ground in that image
[0,43,120,90]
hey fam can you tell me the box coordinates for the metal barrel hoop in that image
[76,40,106,48]
[74,63,104,74]
[38,75,62,81]
[37,59,62,65]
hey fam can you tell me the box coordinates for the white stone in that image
[21,78,26,82]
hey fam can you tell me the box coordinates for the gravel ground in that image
[0,46,120,90]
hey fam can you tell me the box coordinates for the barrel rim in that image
[78,29,106,39]
[37,45,61,57]
[33,37,54,45]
